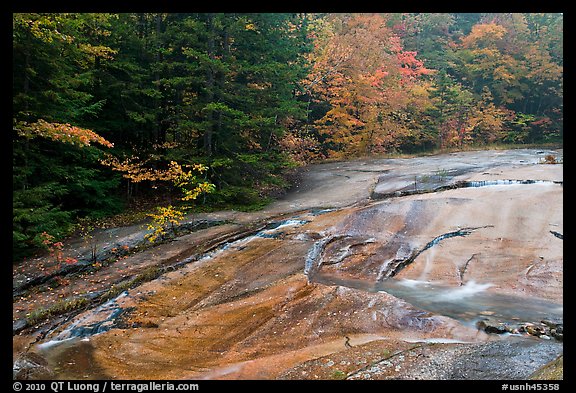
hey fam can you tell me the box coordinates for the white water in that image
[431,280,494,301]
[37,291,130,350]
[312,272,562,326]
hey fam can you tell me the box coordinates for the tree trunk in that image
[204,13,216,156]
[155,13,167,144]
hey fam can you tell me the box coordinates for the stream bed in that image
[13,148,563,380]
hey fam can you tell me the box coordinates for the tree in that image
[307,13,433,157]
[12,119,118,261]
[427,70,474,148]
[464,86,513,145]
[400,13,456,71]
[454,14,562,143]
[12,12,563,262]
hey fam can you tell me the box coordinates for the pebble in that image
[478,318,563,342]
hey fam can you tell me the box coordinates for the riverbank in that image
[13,148,563,380]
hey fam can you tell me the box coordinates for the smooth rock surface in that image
[14,148,563,380]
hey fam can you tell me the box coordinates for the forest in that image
[12,13,563,262]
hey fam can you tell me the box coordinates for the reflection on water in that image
[311,272,563,326]
[37,338,111,380]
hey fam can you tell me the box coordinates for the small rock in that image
[526,325,542,336]
[540,335,551,340]
[542,320,559,329]
[13,352,54,380]
[552,333,563,341]
[13,319,28,334]
[477,319,507,334]
[551,327,563,341]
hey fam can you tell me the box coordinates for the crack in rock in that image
[305,226,492,281]
[381,226,492,280]
[550,231,563,240]
[371,179,562,200]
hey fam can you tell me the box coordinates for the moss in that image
[330,370,347,380]
[26,297,89,326]
[24,265,166,327]
[529,355,563,380]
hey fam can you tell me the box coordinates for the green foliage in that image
[199,151,295,210]
[12,12,562,263]
[13,183,75,260]
[12,134,123,261]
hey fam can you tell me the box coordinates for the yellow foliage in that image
[145,205,185,243]
[461,23,507,49]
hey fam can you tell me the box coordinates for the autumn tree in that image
[12,12,563,262]
[13,13,123,261]
[307,13,434,157]
[453,14,562,143]
[12,119,118,261]
[399,13,456,71]
[464,87,513,145]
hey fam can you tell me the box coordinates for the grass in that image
[26,297,90,327]
[99,265,165,303]
[330,370,347,380]
[24,264,167,328]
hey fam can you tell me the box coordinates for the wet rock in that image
[438,340,562,380]
[13,352,54,380]
[13,318,28,334]
[476,318,564,342]
[530,355,563,380]
[542,320,561,329]
[476,319,508,334]
[525,325,545,336]
[551,326,563,341]
[346,339,563,380]
[20,148,562,380]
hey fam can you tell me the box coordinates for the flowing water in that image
[17,149,563,380]
[311,273,563,327]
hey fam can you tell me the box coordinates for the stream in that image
[311,273,563,327]
[14,148,563,380]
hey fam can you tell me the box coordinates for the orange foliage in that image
[278,132,324,164]
[99,155,207,185]
[15,119,114,148]
[461,23,507,49]
[307,13,433,156]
